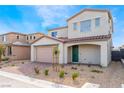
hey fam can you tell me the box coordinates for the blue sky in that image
[0,5,123,47]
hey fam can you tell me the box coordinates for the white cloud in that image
[35,6,75,27]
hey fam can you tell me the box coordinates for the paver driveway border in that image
[0,70,74,88]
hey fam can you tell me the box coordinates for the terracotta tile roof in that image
[31,35,64,44]
[31,34,111,44]
[63,34,111,43]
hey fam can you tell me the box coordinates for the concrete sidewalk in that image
[0,75,39,88]
[0,70,74,88]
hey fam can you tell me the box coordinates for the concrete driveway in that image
[0,75,39,88]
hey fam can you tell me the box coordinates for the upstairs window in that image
[27,36,28,40]
[51,32,57,37]
[73,22,78,30]
[17,35,19,39]
[80,20,91,32]
[2,36,4,41]
[30,36,32,40]
[95,18,100,27]
[34,36,36,39]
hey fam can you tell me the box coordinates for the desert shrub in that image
[2,57,9,61]
[21,62,24,64]
[72,72,79,80]
[44,69,49,76]
[91,69,103,73]
[11,64,15,66]
[34,66,40,74]
[59,70,65,78]
[61,64,64,68]
[80,69,84,71]
[88,64,91,67]
[71,66,77,70]
[91,76,95,79]
[78,63,81,66]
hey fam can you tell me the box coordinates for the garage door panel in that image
[79,45,100,64]
[36,46,55,63]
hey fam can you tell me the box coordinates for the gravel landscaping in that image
[0,60,124,88]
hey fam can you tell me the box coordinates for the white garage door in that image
[36,46,55,63]
[79,45,100,65]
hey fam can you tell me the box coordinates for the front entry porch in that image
[67,44,100,65]
[64,41,110,67]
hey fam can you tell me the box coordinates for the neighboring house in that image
[31,9,113,67]
[0,32,44,60]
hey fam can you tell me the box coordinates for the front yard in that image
[0,60,124,88]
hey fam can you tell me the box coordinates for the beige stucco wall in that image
[11,46,30,60]
[48,28,68,38]
[67,47,72,63]
[26,33,44,43]
[0,33,44,44]
[5,33,27,43]
[67,11,112,38]
[107,38,112,64]
[31,36,112,67]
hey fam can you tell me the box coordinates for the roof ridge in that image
[67,8,111,21]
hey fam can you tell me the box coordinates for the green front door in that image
[72,45,79,62]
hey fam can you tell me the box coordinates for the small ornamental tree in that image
[0,44,6,63]
[52,46,60,72]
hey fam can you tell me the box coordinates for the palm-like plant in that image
[0,44,6,63]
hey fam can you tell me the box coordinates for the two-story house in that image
[31,9,113,67]
[0,32,44,60]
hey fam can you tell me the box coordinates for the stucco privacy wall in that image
[63,40,109,67]
[48,28,68,38]
[31,37,64,64]
[67,11,111,39]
